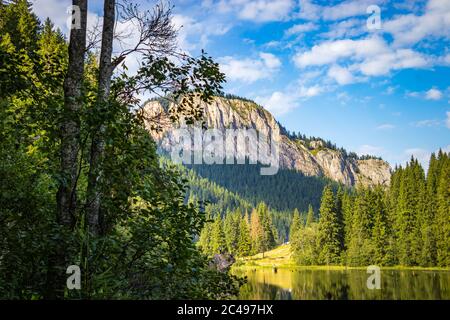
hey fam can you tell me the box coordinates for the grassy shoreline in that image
[233,244,450,272]
[233,264,450,271]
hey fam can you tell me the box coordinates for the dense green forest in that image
[187,162,338,212]
[291,152,450,267]
[161,158,296,243]
[0,0,241,299]
[197,203,279,258]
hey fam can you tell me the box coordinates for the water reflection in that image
[233,268,450,300]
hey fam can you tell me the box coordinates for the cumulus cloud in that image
[209,0,294,22]
[293,37,387,68]
[259,52,282,69]
[284,22,317,37]
[255,84,323,116]
[425,88,443,100]
[319,18,366,39]
[327,64,355,85]
[172,14,231,53]
[293,36,429,80]
[383,0,450,47]
[297,0,386,22]
[255,91,299,115]
[321,0,386,21]
[219,52,281,83]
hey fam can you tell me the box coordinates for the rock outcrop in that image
[142,96,391,187]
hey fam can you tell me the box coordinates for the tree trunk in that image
[48,0,87,299]
[86,0,115,236]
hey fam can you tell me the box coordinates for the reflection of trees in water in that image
[237,269,450,300]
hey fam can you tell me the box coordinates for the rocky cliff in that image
[142,96,391,187]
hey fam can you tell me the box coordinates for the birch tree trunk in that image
[86,0,115,235]
[48,0,87,299]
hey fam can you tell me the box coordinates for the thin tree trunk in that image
[47,0,87,299]
[86,0,115,236]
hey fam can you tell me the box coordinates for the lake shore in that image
[234,244,450,272]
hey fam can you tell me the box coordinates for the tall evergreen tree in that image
[436,153,450,266]
[306,204,315,227]
[237,213,252,257]
[210,215,226,254]
[316,185,342,265]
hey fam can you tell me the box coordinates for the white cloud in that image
[239,0,294,21]
[411,119,441,127]
[386,86,398,95]
[298,85,322,98]
[293,36,429,80]
[358,48,428,76]
[212,0,294,22]
[297,0,321,20]
[319,18,366,39]
[31,0,71,33]
[327,64,355,85]
[425,88,443,100]
[255,84,323,116]
[446,111,450,129]
[293,37,387,68]
[255,91,299,115]
[259,52,282,69]
[376,124,395,130]
[297,0,386,22]
[383,0,450,47]
[357,144,384,156]
[284,22,317,37]
[219,52,281,83]
[172,14,231,53]
[321,0,385,21]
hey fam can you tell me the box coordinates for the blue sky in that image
[32,0,450,168]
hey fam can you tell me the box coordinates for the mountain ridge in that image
[143,96,391,187]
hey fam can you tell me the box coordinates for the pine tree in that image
[371,186,390,265]
[237,213,252,257]
[290,209,301,242]
[436,154,450,266]
[341,191,353,252]
[347,188,373,266]
[210,215,226,254]
[223,209,241,254]
[249,208,263,254]
[198,221,213,256]
[316,185,342,265]
[306,204,315,227]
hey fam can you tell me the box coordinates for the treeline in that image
[187,162,335,213]
[278,123,381,161]
[198,203,278,257]
[291,151,450,267]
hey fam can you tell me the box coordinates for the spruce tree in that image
[210,215,226,254]
[290,209,301,243]
[237,214,252,257]
[316,185,342,265]
[306,204,315,227]
[436,154,450,266]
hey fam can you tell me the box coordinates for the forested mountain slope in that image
[144,96,391,187]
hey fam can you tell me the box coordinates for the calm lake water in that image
[233,268,450,300]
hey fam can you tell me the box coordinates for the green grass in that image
[234,243,450,271]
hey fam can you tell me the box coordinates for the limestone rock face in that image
[142,97,391,187]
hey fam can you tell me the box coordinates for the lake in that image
[233,268,450,300]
